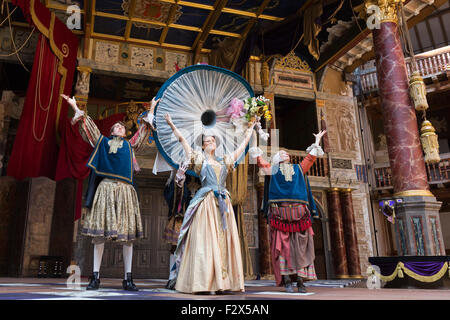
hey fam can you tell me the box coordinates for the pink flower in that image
[227,98,245,119]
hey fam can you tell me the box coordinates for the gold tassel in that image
[397,265,404,278]
[409,71,429,111]
[420,119,440,164]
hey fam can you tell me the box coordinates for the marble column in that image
[369,0,430,196]
[327,188,348,278]
[256,181,273,277]
[366,0,444,256]
[340,189,361,277]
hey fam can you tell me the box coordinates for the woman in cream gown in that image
[164,113,255,294]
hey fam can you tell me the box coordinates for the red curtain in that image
[7,0,78,180]
[7,35,61,179]
[56,113,126,220]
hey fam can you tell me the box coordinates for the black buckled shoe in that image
[86,272,100,290]
[283,275,294,293]
[297,277,307,293]
[122,272,139,291]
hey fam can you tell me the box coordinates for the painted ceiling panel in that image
[130,24,163,41]
[261,0,307,18]
[175,5,210,29]
[214,12,251,33]
[94,16,128,36]
[164,28,199,47]
[96,0,125,14]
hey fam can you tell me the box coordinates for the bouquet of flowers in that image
[227,96,271,141]
[244,96,272,122]
[227,96,272,122]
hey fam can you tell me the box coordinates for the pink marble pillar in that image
[340,189,361,277]
[327,188,349,278]
[372,22,430,194]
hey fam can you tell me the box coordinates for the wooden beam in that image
[231,0,315,71]
[159,1,180,44]
[157,0,283,21]
[83,0,91,58]
[90,31,211,53]
[192,0,229,62]
[124,0,137,40]
[230,0,272,71]
[44,2,86,14]
[316,28,371,72]
[90,0,97,34]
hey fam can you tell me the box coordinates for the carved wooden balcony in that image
[359,47,450,94]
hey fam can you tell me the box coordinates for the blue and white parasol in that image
[152,64,255,177]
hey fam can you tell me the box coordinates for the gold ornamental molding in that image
[393,189,435,197]
[275,51,312,73]
[77,66,93,74]
[364,0,405,24]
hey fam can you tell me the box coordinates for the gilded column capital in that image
[364,0,404,24]
[76,66,92,74]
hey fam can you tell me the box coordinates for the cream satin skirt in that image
[175,192,245,293]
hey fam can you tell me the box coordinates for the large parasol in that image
[151,64,255,177]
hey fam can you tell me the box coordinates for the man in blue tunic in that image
[62,94,158,291]
[255,130,325,293]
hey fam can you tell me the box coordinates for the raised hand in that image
[175,162,187,187]
[61,94,79,112]
[313,130,327,145]
[150,97,160,112]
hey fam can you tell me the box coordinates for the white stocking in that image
[123,243,133,280]
[93,242,105,275]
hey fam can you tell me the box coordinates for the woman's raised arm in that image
[230,121,256,163]
[164,113,192,157]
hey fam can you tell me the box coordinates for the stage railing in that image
[278,149,329,178]
[373,153,450,189]
[360,48,450,93]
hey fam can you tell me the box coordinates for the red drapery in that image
[56,113,127,220]
[7,0,78,180]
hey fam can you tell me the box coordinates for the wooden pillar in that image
[256,181,272,276]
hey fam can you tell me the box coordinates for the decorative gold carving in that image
[61,43,69,58]
[275,51,311,72]
[393,189,435,197]
[420,120,440,164]
[124,100,147,136]
[122,0,183,30]
[364,0,404,24]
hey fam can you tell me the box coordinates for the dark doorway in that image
[275,97,318,151]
